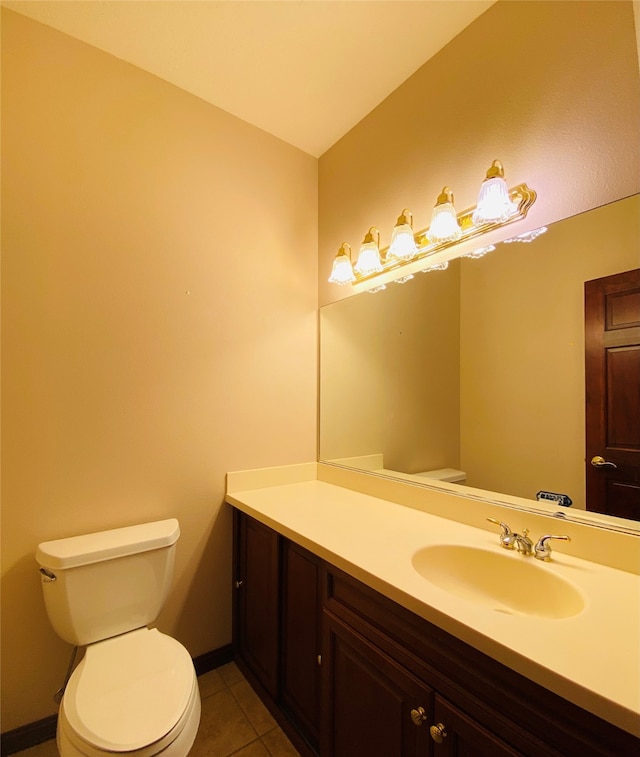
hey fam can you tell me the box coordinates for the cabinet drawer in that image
[431,695,524,757]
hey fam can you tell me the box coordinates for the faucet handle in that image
[534,534,571,561]
[486,517,517,549]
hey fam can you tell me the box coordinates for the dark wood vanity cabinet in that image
[281,539,323,747]
[323,571,527,757]
[322,612,432,757]
[234,511,280,699]
[233,510,640,757]
[233,510,321,753]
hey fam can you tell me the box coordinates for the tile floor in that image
[15,662,301,757]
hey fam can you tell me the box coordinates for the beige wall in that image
[1,9,317,731]
[318,0,640,307]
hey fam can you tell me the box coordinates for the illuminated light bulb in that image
[328,243,356,285]
[393,274,414,284]
[427,187,461,243]
[354,227,383,275]
[472,160,518,225]
[387,209,418,262]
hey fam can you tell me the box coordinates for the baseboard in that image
[193,643,234,676]
[0,644,234,756]
[0,715,58,757]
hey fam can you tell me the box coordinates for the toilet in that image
[414,468,467,484]
[36,519,201,757]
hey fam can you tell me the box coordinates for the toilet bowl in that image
[57,629,200,757]
[36,520,201,757]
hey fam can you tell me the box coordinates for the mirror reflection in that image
[319,195,640,525]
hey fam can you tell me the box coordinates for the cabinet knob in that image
[410,706,427,726]
[235,580,243,589]
[429,723,448,743]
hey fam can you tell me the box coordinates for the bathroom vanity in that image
[227,463,640,757]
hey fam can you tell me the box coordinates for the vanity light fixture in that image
[472,160,518,224]
[387,209,418,261]
[327,160,536,287]
[427,187,462,243]
[354,227,383,276]
[328,242,356,285]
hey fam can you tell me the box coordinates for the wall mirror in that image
[319,194,640,532]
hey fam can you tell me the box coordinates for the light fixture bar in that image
[350,183,536,285]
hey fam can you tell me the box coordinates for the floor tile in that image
[230,740,272,757]
[261,727,300,757]
[190,688,257,757]
[198,668,227,699]
[217,661,245,688]
[230,680,277,736]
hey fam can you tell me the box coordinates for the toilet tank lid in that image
[414,468,466,483]
[36,519,180,570]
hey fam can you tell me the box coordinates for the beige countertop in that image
[226,463,640,737]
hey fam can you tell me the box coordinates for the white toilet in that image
[36,519,201,757]
[414,468,467,484]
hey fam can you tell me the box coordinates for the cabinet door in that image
[281,540,322,750]
[323,613,432,757]
[430,695,523,757]
[234,511,280,699]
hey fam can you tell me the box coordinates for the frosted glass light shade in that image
[472,160,517,224]
[328,246,355,284]
[387,223,418,261]
[354,241,383,275]
[427,202,461,243]
[472,177,517,224]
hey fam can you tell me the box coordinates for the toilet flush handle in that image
[39,567,57,582]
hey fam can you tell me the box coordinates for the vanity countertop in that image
[226,463,640,737]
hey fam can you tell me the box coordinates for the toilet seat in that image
[61,628,197,755]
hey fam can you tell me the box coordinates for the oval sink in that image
[411,545,584,619]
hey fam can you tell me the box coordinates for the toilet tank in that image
[36,519,180,646]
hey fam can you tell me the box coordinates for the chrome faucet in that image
[486,518,570,561]
[514,529,534,556]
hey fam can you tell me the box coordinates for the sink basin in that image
[411,545,584,619]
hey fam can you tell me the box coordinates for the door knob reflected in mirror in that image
[591,455,618,469]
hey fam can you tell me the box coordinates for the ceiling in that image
[2,0,495,156]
